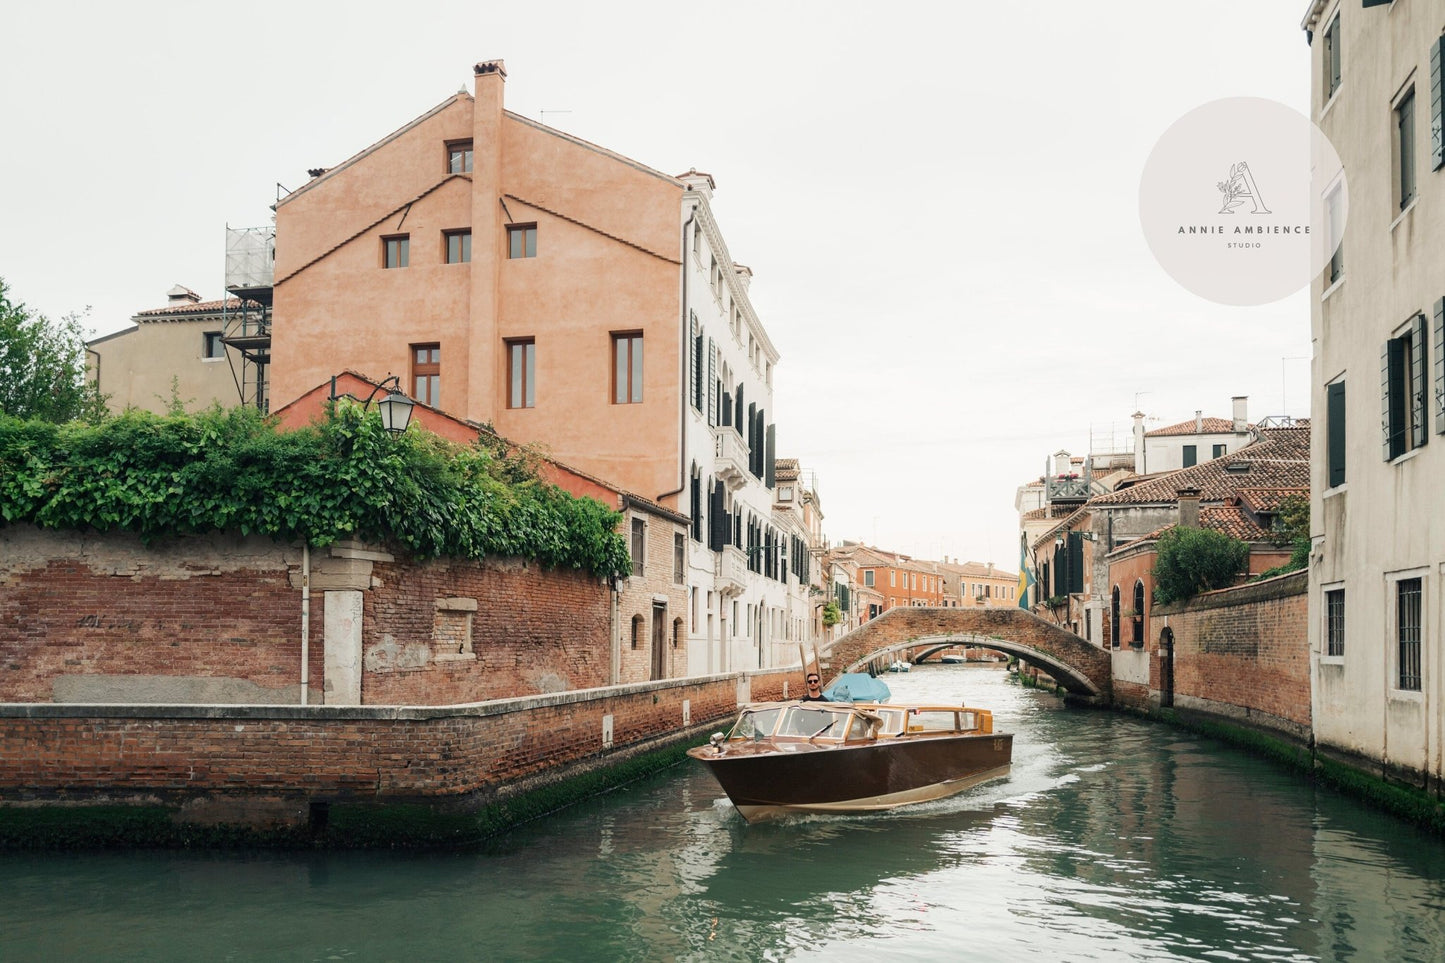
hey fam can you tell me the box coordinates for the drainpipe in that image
[609,574,621,685]
[300,542,310,705]
[657,203,697,505]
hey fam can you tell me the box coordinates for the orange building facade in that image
[269,61,805,676]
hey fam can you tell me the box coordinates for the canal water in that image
[5,665,1445,962]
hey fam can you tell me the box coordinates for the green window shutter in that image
[1431,36,1445,171]
[1384,339,1405,460]
[734,383,744,435]
[765,423,776,488]
[1182,445,1197,468]
[1362,0,1392,7]
[706,337,716,426]
[1434,298,1445,434]
[1327,380,1347,487]
[1068,532,1085,594]
[690,316,702,412]
[1410,313,1428,450]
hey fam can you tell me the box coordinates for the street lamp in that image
[330,374,415,435]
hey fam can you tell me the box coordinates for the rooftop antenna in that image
[539,109,572,126]
[1133,390,1150,411]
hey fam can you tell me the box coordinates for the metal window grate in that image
[1326,589,1345,657]
[1397,578,1422,691]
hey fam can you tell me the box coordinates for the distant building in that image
[1134,397,1255,474]
[1303,0,1445,789]
[86,285,257,414]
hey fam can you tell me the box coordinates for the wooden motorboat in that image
[688,700,1012,823]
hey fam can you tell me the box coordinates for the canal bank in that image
[0,668,795,851]
[7,666,1445,962]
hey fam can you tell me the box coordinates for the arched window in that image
[672,617,683,648]
[1132,580,1146,646]
[1110,586,1121,647]
[631,614,644,650]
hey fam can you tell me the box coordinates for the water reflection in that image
[3,665,1444,962]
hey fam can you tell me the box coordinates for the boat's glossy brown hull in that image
[689,732,1013,822]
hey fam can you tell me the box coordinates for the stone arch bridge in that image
[820,607,1112,701]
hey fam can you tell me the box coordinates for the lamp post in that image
[329,374,415,435]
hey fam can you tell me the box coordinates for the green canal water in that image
[4,665,1444,962]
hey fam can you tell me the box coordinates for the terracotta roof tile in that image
[1146,417,1244,437]
[1089,427,1309,506]
[134,296,261,319]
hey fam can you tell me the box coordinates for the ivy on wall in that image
[0,404,631,578]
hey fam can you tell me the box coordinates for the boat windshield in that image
[778,705,851,739]
[727,707,785,741]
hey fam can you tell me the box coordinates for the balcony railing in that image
[715,544,747,596]
[714,427,749,491]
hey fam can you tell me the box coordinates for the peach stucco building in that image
[270,60,804,676]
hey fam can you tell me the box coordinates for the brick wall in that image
[0,668,798,827]
[1154,570,1309,738]
[0,525,611,706]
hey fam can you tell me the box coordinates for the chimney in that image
[1133,410,1146,474]
[1195,410,1203,433]
[732,263,752,291]
[1232,395,1248,432]
[166,285,201,304]
[677,168,716,200]
[1177,487,1201,528]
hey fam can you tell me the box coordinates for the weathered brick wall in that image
[362,556,609,703]
[1155,570,1309,735]
[0,669,794,822]
[1,525,611,706]
[0,527,312,703]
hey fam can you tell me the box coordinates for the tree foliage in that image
[0,403,631,578]
[0,278,108,423]
[1151,526,1250,605]
[1270,493,1310,573]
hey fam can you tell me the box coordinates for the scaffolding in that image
[223,225,275,412]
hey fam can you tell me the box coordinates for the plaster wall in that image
[1307,0,1445,789]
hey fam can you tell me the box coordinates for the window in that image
[383,235,409,269]
[1327,380,1346,486]
[1397,88,1416,211]
[1397,577,1422,691]
[674,532,685,584]
[612,332,643,404]
[1110,585,1121,648]
[778,485,794,502]
[203,331,225,359]
[631,614,644,650]
[863,570,874,587]
[1432,35,1445,171]
[447,140,473,174]
[506,338,535,409]
[1326,182,1345,284]
[1383,315,1427,460]
[1323,14,1341,102]
[1212,444,1226,459]
[508,224,537,259]
[1182,445,1197,468]
[445,230,471,264]
[411,343,440,406]
[1132,580,1146,646]
[1326,588,1345,658]
[630,518,645,576]
[890,571,896,587]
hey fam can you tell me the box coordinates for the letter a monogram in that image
[1216,161,1271,215]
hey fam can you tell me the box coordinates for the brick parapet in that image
[0,668,793,809]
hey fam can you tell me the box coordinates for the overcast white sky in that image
[1,0,1315,568]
